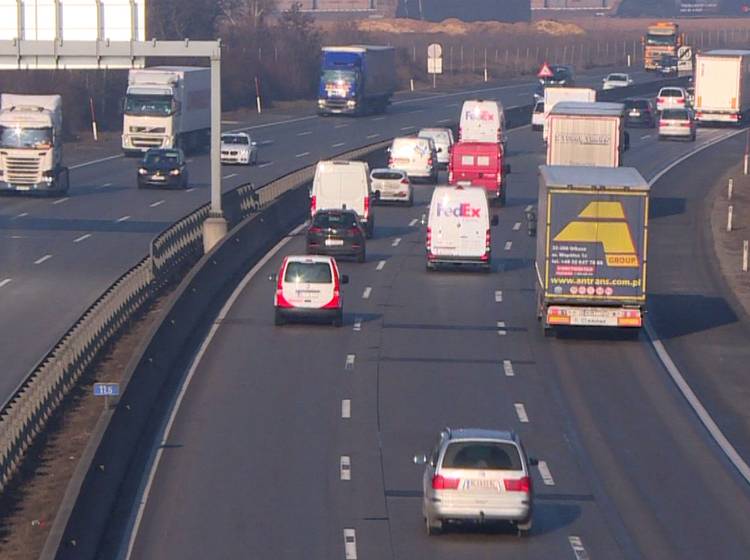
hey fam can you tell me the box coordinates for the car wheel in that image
[425,515,443,536]
[332,310,343,328]
[274,309,286,326]
[517,514,533,537]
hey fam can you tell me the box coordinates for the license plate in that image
[325,239,344,247]
[15,185,31,191]
[629,110,640,116]
[151,175,165,181]
[463,479,501,491]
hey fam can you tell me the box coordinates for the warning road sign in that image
[538,62,554,79]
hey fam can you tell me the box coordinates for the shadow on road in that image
[648,293,738,338]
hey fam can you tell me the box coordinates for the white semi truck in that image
[122,66,211,155]
[694,49,750,125]
[0,94,68,195]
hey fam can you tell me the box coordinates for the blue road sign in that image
[93,383,120,397]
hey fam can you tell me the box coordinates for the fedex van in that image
[311,160,375,237]
[448,142,511,205]
[459,100,506,149]
[426,185,499,272]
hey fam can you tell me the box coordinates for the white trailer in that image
[122,66,211,155]
[546,102,627,168]
[694,50,750,125]
[542,87,597,141]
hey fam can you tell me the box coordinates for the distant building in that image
[275,0,398,14]
[397,0,531,22]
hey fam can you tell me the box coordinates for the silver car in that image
[220,132,258,165]
[418,127,454,168]
[659,108,696,141]
[414,428,536,536]
[370,168,412,206]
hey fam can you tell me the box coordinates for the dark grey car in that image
[306,209,366,263]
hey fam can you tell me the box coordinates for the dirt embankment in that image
[355,17,585,36]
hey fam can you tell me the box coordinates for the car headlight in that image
[318,99,326,107]
[138,168,148,175]
[347,100,357,107]
[170,169,181,176]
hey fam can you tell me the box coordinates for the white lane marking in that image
[73,234,92,243]
[70,153,123,170]
[353,318,362,332]
[15,212,28,218]
[116,215,130,223]
[0,278,11,288]
[515,403,529,423]
[259,161,274,168]
[641,134,652,140]
[120,221,308,560]
[52,197,69,205]
[102,182,113,188]
[343,528,358,560]
[373,116,387,121]
[513,222,521,231]
[409,218,418,227]
[332,142,346,148]
[438,117,453,124]
[223,173,238,179]
[569,536,589,560]
[497,321,507,336]
[525,204,533,212]
[366,133,380,139]
[185,188,196,193]
[345,354,356,370]
[34,254,52,265]
[408,108,424,114]
[341,399,351,419]
[376,260,386,271]
[149,200,165,208]
[392,237,401,247]
[362,287,372,299]
[400,125,415,131]
[504,241,512,251]
[295,152,310,158]
[297,130,313,136]
[334,123,350,129]
[538,460,555,486]
[503,360,514,377]
[495,290,503,303]
[340,455,352,481]
[186,159,194,164]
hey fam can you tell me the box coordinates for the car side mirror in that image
[308,187,313,199]
[420,213,427,226]
[268,273,277,282]
[528,457,539,467]
[602,78,606,83]
[341,274,349,285]
[491,215,499,227]
[504,164,511,175]
[413,454,427,466]
[251,141,257,147]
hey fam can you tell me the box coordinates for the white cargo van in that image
[311,160,375,237]
[426,185,498,271]
[388,137,438,183]
[459,100,506,149]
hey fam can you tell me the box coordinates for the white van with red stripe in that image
[311,160,375,237]
[271,255,348,326]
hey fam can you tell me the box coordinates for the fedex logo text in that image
[464,110,496,122]
[437,203,481,218]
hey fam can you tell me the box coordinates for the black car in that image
[137,148,189,189]
[624,99,657,128]
[540,65,575,87]
[306,209,366,263]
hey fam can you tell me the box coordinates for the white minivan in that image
[426,185,499,272]
[418,127,454,168]
[459,99,506,149]
[388,136,438,183]
[311,160,375,237]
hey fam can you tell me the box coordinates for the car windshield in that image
[660,89,683,97]
[610,74,627,81]
[0,126,53,149]
[124,94,174,116]
[662,109,689,120]
[372,171,404,181]
[442,442,522,470]
[144,152,180,166]
[284,262,332,284]
[419,130,449,145]
[312,212,358,228]
[626,100,649,109]
[222,135,249,145]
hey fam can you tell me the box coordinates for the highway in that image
[112,103,750,557]
[0,67,652,407]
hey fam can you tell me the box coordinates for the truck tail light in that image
[401,178,409,185]
[426,226,433,256]
[308,226,322,234]
[363,196,369,219]
[310,195,317,216]
[730,113,740,121]
[432,474,460,490]
[482,229,491,261]
[504,476,531,493]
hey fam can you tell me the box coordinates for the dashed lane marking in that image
[515,403,529,423]
[52,197,69,205]
[525,204,533,212]
[409,218,419,227]
[73,234,92,243]
[340,456,352,481]
[344,529,358,560]
[376,260,386,271]
[341,399,351,419]
[223,173,238,179]
[400,125,415,131]
[503,360,514,377]
[0,278,11,288]
[259,161,274,168]
[297,130,313,136]
[538,460,555,486]
[497,321,507,336]
[149,200,165,208]
[504,241,512,251]
[295,152,311,158]
[15,212,28,218]
[495,290,503,302]
[345,354,355,369]
[34,254,52,265]
[641,134,651,140]
[366,133,381,139]
[353,318,362,332]
[186,188,196,193]
[569,536,589,560]
[362,287,372,299]
[332,142,346,148]
[392,237,402,247]
[513,222,521,231]
[116,215,130,223]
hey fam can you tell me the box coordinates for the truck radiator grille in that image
[325,99,349,109]
[5,156,41,185]
[131,136,165,149]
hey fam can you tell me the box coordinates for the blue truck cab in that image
[318,45,397,116]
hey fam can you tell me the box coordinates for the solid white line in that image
[503,359,514,377]
[497,321,507,336]
[362,287,372,299]
[34,254,52,265]
[513,222,521,231]
[366,133,380,139]
[343,528,357,560]
[332,142,346,148]
[392,237,401,247]
[0,278,11,289]
[376,260,386,271]
[495,290,503,303]
[353,318,362,332]
[73,234,92,243]
[297,130,313,136]
[341,399,351,419]
[504,241,512,251]
[116,215,130,223]
[149,200,165,208]
[69,153,123,170]
[538,460,555,486]
[52,197,69,205]
[120,222,307,560]
[569,536,590,560]
[409,218,418,227]
[515,403,529,423]
[340,455,352,481]
[296,152,310,158]
[345,354,356,370]
[259,161,274,168]
[223,173,238,179]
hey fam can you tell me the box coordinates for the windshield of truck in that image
[0,126,53,149]
[321,69,357,97]
[647,34,676,46]
[124,94,174,116]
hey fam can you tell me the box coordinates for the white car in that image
[602,73,634,90]
[220,132,258,165]
[418,127,454,168]
[311,160,375,237]
[656,87,689,112]
[531,100,545,131]
[370,168,412,206]
[388,137,438,183]
[270,255,348,327]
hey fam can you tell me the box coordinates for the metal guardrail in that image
[0,138,390,494]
